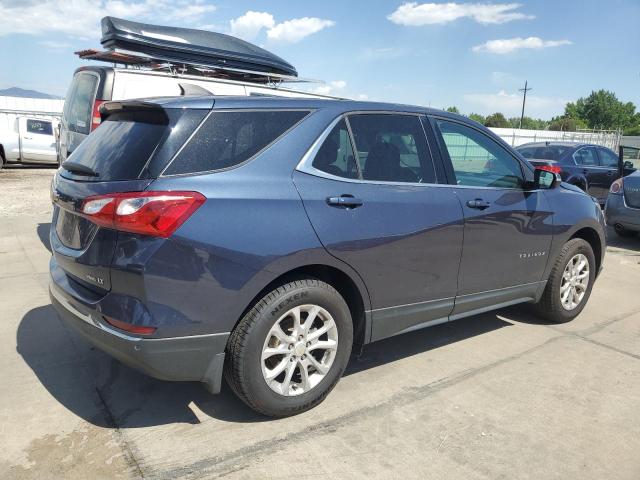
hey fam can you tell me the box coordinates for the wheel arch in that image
[235,263,371,355]
[570,226,604,275]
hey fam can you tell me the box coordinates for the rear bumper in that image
[50,280,229,394]
[605,194,640,231]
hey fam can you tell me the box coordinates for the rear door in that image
[19,118,57,162]
[294,113,464,341]
[59,71,100,163]
[430,117,553,317]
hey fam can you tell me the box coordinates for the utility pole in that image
[518,80,532,129]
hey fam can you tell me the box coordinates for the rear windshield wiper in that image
[62,161,99,177]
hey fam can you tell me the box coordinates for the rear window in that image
[163,110,309,175]
[61,108,207,181]
[516,145,569,161]
[63,73,98,135]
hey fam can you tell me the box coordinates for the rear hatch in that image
[51,100,209,296]
[624,173,640,209]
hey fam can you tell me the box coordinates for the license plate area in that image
[55,206,97,250]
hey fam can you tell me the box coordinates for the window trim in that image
[572,146,599,167]
[160,108,313,178]
[428,115,533,191]
[297,110,442,186]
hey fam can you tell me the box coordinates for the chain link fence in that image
[490,127,621,150]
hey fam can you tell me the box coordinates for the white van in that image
[0,113,59,167]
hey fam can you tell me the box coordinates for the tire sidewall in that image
[239,282,353,414]
[549,239,596,321]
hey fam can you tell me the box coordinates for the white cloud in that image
[388,2,533,26]
[230,11,275,41]
[0,0,216,39]
[357,94,369,100]
[267,17,335,44]
[463,90,567,117]
[308,80,347,96]
[473,37,572,54]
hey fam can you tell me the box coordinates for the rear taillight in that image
[536,165,562,174]
[81,191,205,237]
[91,99,105,131]
[104,316,156,335]
[610,178,623,194]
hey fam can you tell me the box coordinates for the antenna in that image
[518,80,532,129]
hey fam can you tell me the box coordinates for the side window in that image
[517,147,536,159]
[597,147,619,168]
[435,120,524,188]
[347,114,436,183]
[26,119,53,135]
[573,147,598,166]
[312,119,359,179]
[164,110,309,175]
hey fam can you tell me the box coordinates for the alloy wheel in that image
[560,253,590,311]
[261,304,338,396]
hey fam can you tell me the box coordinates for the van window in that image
[63,73,98,135]
[26,119,53,136]
[164,110,309,175]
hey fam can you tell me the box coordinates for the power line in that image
[518,80,532,129]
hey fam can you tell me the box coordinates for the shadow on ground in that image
[37,223,51,253]
[606,226,640,252]
[17,303,517,427]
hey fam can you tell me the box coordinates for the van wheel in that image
[534,239,595,323]
[225,279,353,417]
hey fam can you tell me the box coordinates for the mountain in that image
[0,87,63,99]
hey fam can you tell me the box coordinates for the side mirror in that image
[624,160,634,170]
[534,168,561,189]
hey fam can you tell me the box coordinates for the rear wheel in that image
[534,238,595,323]
[225,279,353,417]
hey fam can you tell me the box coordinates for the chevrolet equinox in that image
[50,97,606,417]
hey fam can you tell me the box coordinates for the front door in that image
[19,118,57,163]
[294,113,464,340]
[431,118,553,317]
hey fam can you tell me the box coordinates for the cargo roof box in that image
[100,16,298,78]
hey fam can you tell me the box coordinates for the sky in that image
[0,0,638,120]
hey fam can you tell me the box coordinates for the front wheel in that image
[224,279,353,417]
[534,238,596,323]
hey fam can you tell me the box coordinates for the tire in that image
[225,278,353,417]
[614,224,637,238]
[534,238,596,323]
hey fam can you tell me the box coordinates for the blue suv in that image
[50,97,606,416]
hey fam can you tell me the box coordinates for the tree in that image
[467,113,485,124]
[548,116,587,131]
[445,106,460,114]
[508,116,548,130]
[564,90,637,130]
[484,112,509,128]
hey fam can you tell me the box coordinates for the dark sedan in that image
[605,170,640,237]
[516,142,635,204]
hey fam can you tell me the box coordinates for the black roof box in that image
[100,16,297,78]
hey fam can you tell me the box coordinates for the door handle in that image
[466,199,491,210]
[327,195,364,209]
[582,169,590,175]
[606,171,615,176]
[23,136,33,140]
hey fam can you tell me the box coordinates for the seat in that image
[313,137,344,177]
[364,141,417,182]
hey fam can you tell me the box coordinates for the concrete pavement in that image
[1,166,639,479]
